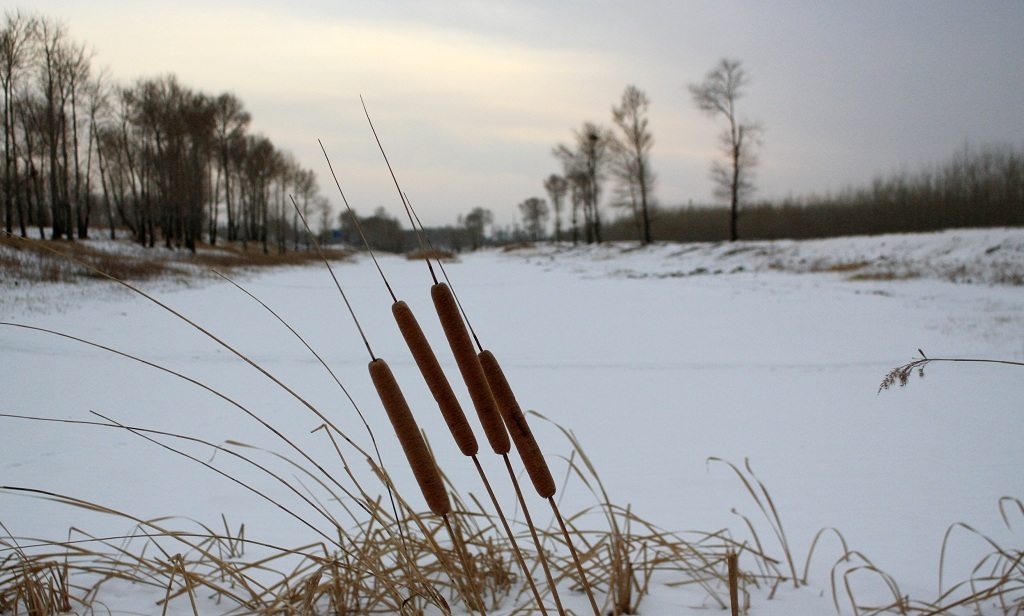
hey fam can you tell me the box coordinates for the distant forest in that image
[603,144,1024,243]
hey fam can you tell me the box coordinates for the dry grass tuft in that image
[187,243,355,270]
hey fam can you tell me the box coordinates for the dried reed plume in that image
[880,348,1024,392]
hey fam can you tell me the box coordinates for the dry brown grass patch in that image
[405,248,457,262]
[822,260,872,273]
[847,271,919,282]
[0,235,355,284]
[0,235,170,282]
[187,243,355,269]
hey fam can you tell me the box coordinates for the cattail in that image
[431,283,510,455]
[368,357,451,516]
[478,350,556,499]
[392,300,479,457]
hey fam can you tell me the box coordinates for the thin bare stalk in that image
[470,456,551,615]
[503,455,567,616]
[548,496,601,616]
[443,514,487,616]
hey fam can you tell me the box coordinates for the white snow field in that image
[2,228,1023,615]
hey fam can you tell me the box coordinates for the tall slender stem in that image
[549,496,601,616]
[472,455,550,615]
[503,455,566,616]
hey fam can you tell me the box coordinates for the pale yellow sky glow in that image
[18,1,1024,228]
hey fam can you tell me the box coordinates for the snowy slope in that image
[502,227,1024,285]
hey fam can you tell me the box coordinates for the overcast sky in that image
[24,0,1024,228]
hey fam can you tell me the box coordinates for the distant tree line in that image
[603,143,1024,242]
[336,206,407,253]
[333,204,500,254]
[1,10,327,252]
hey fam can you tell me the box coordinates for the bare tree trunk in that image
[70,77,87,239]
[729,124,741,242]
[208,155,219,245]
[94,128,115,239]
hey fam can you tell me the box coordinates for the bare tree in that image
[315,195,332,245]
[460,206,492,250]
[238,134,276,252]
[542,173,567,242]
[611,85,655,245]
[111,85,149,244]
[518,196,548,241]
[83,68,111,238]
[211,92,249,244]
[15,94,46,238]
[688,58,762,241]
[129,76,215,251]
[553,122,613,244]
[291,166,317,250]
[36,16,70,239]
[271,149,295,253]
[61,38,93,238]
[565,169,587,245]
[1,9,36,236]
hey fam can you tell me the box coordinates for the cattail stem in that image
[728,550,739,616]
[317,141,398,304]
[471,455,551,615]
[503,454,567,616]
[368,358,450,516]
[549,497,601,616]
[360,97,440,285]
[431,282,510,455]
[476,350,565,611]
[443,513,488,616]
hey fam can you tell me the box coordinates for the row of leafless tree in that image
[538,85,657,247]
[1,10,328,252]
[536,60,759,247]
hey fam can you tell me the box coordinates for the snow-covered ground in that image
[2,229,1023,614]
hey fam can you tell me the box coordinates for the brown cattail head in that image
[478,350,557,498]
[430,283,511,455]
[368,358,451,516]
[392,300,479,457]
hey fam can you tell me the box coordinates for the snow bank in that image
[501,228,1024,285]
